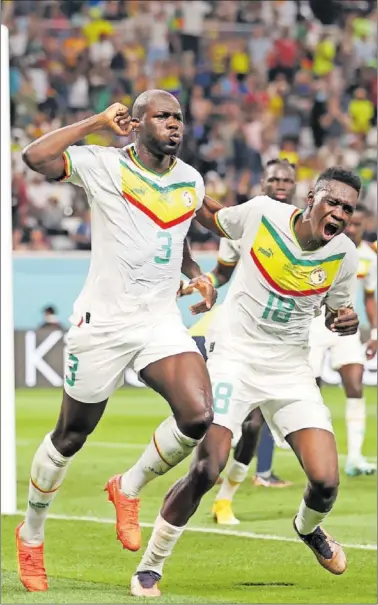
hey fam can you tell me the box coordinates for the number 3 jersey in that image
[60,143,204,327]
[209,196,358,355]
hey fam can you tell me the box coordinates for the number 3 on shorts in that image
[154,231,172,264]
[213,382,233,414]
[65,353,79,387]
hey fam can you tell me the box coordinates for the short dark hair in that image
[314,167,361,195]
[264,158,296,171]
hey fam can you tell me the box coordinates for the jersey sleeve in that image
[217,238,240,266]
[214,197,263,240]
[195,175,205,212]
[364,254,377,293]
[324,247,358,311]
[59,145,103,192]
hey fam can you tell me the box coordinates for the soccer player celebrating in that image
[309,204,377,476]
[182,159,297,526]
[211,159,296,524]
[16,91,218,592]
[129,167,361,597]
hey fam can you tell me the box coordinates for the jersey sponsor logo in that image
[120,156,197,229]
[258,247,274,258]
[250,216,345,297]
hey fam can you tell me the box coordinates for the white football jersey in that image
[61,143,205,327]
[208,196,358,353]
[218,238,241,266]
[355,240,377,299]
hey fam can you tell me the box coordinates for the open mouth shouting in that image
[322,220,342,241]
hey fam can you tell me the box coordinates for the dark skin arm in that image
[178,239,218,314]
[364,290,377,359]
[195,195,227,237]
[22,104,132,178]
[211,260,236,287]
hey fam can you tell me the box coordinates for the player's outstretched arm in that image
[22,104,132,180]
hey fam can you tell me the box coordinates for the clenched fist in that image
[97,103,133,136]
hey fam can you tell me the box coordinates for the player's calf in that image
[288,428,345,574]
[130,425,231,593]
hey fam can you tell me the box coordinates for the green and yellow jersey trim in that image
[126,144,177,177]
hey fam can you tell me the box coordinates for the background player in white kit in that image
[16,91,218,592]
[309,204,377,477]
[129,167,361,597]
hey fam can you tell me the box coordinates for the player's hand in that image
[181,275,217,314]
[98,103,133,136]
[330,307,359,336]
[366,338,377,360]
[177,280,194,298]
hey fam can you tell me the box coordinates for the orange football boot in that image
[105,474,141,551]
[16,522,48,592]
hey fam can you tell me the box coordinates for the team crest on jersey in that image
[309,267,327,286]
[182,191,193,208]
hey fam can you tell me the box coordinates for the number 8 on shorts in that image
[212,382,233,414]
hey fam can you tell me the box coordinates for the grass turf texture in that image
[2,387,376,604]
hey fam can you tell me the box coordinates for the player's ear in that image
[307,190,314,209]
[131,118,140,132]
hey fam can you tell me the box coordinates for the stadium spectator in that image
[4,0,376,251]
[39,305,64,330]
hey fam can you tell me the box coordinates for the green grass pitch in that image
[2,386,377,604]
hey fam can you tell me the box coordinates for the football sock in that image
[215,460,248,502]
[20,433,71,545]
[345,397,366,461]
[136,514,185,576]
[121,416,200,498]
[295,499,329,535]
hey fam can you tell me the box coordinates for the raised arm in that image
[22,104,132,179]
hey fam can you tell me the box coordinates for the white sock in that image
[346,397,366,461]
[295,499,329,535]
[136,514,185,576]
[215,460,249,502]
[20,433,72,545]
[121,416,201,498]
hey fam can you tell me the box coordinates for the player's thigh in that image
[64,325,134,404]
[136,319,213,427]
[330,331,365,371]
[207,354,260,439]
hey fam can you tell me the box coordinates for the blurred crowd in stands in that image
[3,0,377,252]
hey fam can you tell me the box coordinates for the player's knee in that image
[51,428,87,457]
[310,476,339,507]
[344,383,363,399]
[177,392,214,440]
